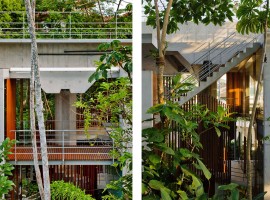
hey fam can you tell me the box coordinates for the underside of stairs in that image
[178,42,261,106]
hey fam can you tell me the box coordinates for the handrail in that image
[10,129,115,163]
[192,32,237,65]
[165,33,262,88]
[0,11,132,39]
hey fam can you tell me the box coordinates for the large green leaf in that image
[142,128,165,143]
[142,183,147,194]
[214,127,221,137]
[147,104,164,114]
[196,158,211,180]
[218,183,238,191]
[177,190,188,200]
[148,180,164,190]
[230,188,239,200]
[181,166,204,197]
[156,143,175,155]
[149,154,161,165]
[160,187,172,200]
[172,74,181,85]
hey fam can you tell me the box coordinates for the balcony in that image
[9,127,114,165]
[0,11,132,39]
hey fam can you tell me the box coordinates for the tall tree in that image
[27,0,45,199]
[24,0,51,199]
[143,0,234,108]
[236,0,269,199]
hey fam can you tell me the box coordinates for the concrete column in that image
[263,32,270,199]
[55,90,77,145]
[142,71,153,128]
[0,69,9,143]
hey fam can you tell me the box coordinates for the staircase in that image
[173,33,263,106]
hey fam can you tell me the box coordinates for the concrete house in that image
[142,21,270,198]
[0,11,132,199]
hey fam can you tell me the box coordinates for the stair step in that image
[179,42,261,105]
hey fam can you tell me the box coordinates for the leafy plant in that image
[88,40,132,83]
[76,40,132,199]
[22,178,39,197]
[76,77,132,199]
[50,180,95,200]
[142,75,234,199]
[0,138,16,199]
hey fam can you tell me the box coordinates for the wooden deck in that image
[9,146,113,161]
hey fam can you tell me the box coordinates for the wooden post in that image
[6,79,16,140]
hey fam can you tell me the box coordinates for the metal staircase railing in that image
[164,33,263,101]
[181,33,262,86]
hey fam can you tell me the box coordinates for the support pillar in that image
[142,71,153,128]
[55,90,77,145]
[263,32,270,199]
[6,78,16,140]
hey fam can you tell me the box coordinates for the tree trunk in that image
[24,0,51,199]
[30,52,45,200]
[97,0,105,23]
[246,2,268,199]
[28,0,44,199]
[154,0,173,105]
[114,0,123,20]
[154,0,173,163]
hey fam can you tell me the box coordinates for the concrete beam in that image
[9,67,120,93]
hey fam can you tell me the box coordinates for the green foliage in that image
[88,40,132,83]
[142,75,234,199]
[50,180,95,200]
[102,174,132,200]
[78,77,132,199]
[22,178,39,197]
[0,1,132,39]
[143,0,234,34]
[76,40,132,199]
[0,138,16,198]
[236,0,270,34]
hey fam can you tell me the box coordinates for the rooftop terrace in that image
[0,11,132,39]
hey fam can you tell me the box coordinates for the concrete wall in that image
[0,42,100,68]
[142,21,237,43]
[142,22,263,65]
[142,43,180,75]
[142,71,153,128]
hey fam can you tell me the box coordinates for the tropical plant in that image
[88,40,132,83]
[236,0,269,198]
[0,138,16,199]
[50,180,95,200]
[142,75,235,199]
[76,40,132,199]
[22,178,39,197]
